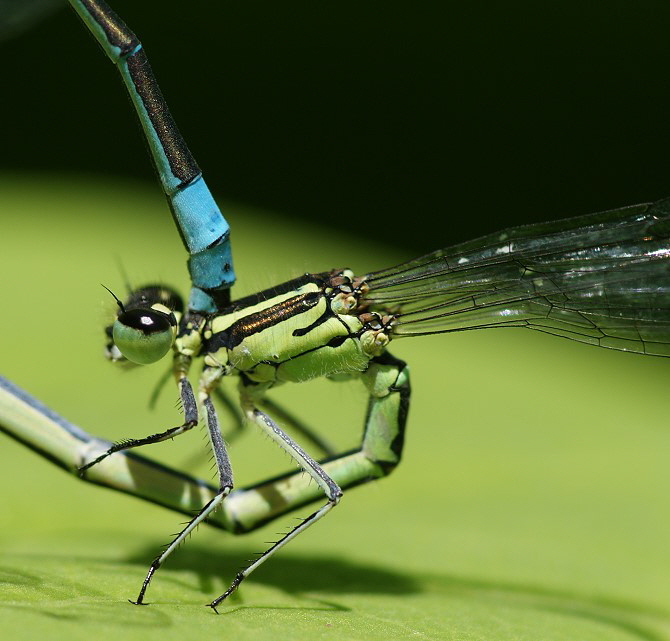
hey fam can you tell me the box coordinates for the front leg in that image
[79,355,198,475]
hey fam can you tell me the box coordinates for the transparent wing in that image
[362,199,670,356]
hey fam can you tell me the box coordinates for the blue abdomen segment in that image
[69,0,235,312]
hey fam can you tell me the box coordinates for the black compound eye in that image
[112,307,177,365]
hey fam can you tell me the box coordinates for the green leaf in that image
[2,176,670,640]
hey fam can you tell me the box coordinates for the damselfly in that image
[53,0,670,611]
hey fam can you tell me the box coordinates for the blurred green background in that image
[3,2,670,640]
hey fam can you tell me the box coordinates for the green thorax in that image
[196,270,390,384]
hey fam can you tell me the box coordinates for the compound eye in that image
[112,306,177,365]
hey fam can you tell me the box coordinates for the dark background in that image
[4,1,670,255]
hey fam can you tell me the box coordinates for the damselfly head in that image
[103,285,183,365]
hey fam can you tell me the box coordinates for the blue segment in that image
[187,288,217,314]
[188,241,234,288]
[172,178,231,254]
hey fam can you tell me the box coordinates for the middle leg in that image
[207,377,342,612]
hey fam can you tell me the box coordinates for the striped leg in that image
[212,387,337,456]
[260,396,338,457]
[78,373,198,474]
[208,352,409,609]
